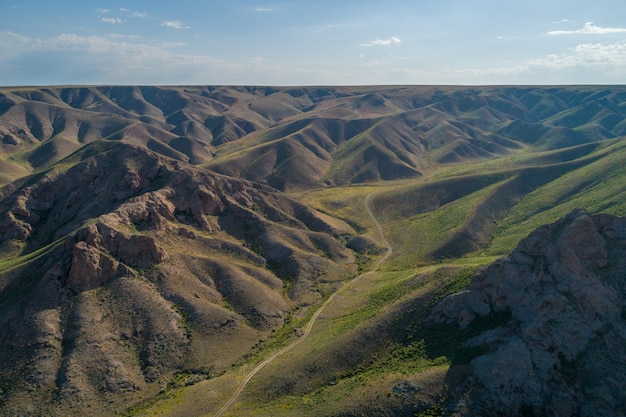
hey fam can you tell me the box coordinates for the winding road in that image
[213,191,392,417]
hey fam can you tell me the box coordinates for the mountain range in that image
[1,85,626,416]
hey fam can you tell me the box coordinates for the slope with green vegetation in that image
[1,85,626,416]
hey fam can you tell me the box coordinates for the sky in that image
[1,1,626,86]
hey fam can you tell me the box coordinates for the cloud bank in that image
[547,22,626,36]
[532,42,626,68]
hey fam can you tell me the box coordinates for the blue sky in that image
[1,1,626,86]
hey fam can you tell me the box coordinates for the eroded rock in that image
[66,241,134,292]
[431,209,626,416]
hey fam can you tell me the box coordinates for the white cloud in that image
[101,17,122,24]
[256,7,273,12]
[547,21,626,36]
[531,42,626,68]
[361,37,401,47]
[97,8,111,14]
[132,11,148,18]
[161,20,189,29]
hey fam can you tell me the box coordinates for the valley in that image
[1,85,626,416]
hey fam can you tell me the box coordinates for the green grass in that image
[0,236,65,275]
[382,181,504,269]
[486,139,626,255]
[426,266,478,309]
[247,306,316,359]
[296,185,379,233]
[219,266,479,417]
[316,269,424,341]
[338,340,450,381]
[122,387,187,417]
[260,348,449,416]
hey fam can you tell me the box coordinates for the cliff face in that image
[432,209,626,417]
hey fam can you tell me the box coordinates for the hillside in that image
[0,142,358,416]
[1,85,626,416]
[3,86,626,191]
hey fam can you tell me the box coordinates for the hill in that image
[1,85,626,416]
[0,141,357,416]
[3,86,626,191]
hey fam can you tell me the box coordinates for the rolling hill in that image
[1,85,626,416]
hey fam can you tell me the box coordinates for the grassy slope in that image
[487,138,626,254]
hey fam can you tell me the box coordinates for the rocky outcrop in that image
[66,241,133,292]
[431,209,626,417]
[65,222,167,292]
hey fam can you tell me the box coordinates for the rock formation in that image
[431,209,626,416]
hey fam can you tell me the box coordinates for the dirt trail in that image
[213,192,391,417]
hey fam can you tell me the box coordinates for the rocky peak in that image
[431,209,626,417]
